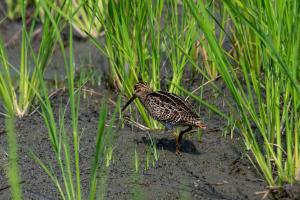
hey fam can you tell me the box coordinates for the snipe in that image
[122,82,206,154]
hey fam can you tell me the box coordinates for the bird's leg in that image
[176,126,192,155]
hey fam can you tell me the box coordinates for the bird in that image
[121,82,206,154]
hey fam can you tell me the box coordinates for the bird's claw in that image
[176,145,182,155]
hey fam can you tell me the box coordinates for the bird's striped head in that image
[121,82,152,112]
[134,82,152,98]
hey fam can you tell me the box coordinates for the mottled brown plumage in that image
[122,82,206,154]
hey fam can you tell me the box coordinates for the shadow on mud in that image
[135,136,201,155]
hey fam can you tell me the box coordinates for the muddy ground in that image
[1,8,299,200]
[0,91,268,200]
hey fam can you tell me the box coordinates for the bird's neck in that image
[137,92,150,104]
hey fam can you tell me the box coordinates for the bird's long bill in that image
[121,94,137,112]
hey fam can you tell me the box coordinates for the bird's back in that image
[143,91,203,127]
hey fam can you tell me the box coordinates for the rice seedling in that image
[28,6,118,198]
[198,2,230,80]
[87,0,210,129]
[5,116,22,200]
[134,148,140,173]
[197,128,203,143]
[89,95,119,200]
[0,2,64,198]
[145,146,151,170]
[65,0,106,38]
[150,138,159,163]
[164,0,198,93]
[87,0,164,128]
[0,0,65,117]
[29,21,78,199]
[35,0,106,38]
[145,133,159,169]
[104,146,114,167]
[4,0,21,19]
[186,0,300,187]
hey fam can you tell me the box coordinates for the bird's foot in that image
[176,145,182,155]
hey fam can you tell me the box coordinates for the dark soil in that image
[0,91,266,200]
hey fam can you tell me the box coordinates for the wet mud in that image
[0,92,268,200]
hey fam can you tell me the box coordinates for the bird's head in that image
[133,82,152,98]
[121,82,152,112]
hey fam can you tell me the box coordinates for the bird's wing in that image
[156,91,199,118]
[144,92,180,122]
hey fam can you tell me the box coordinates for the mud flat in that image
[0,92,269,200]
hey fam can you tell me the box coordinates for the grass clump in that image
[30,14,119,198]
[88,0,217,129]
[35,0,107,38]
[4,0,21,20]
[186,0,300,187]
[0,0,65,117]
